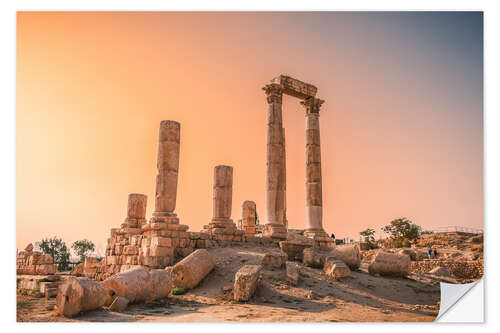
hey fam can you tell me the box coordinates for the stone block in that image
[150,245,174,257]
[150,236,172,248]
[324,257,350,279]
[261,252,288,269]
[234,265,261,302]
[286,261,300,285]
[368,252,411,277]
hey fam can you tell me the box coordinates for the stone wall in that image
[16,244,57,275]
[410,259,483,279]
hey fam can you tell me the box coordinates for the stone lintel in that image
[271,75,317,100]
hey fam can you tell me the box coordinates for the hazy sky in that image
[17,12,483,253]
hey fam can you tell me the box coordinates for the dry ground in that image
[17,244,440,322]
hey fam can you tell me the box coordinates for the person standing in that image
[427,247,433,259]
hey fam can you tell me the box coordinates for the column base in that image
[262,223,287,240]
[150,212,179,224]
[206,218,242,236]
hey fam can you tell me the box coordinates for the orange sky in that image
[16,12,483,254]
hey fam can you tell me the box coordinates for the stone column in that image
[263,83,287,239]
[282,127,288,228]
[210,165,236,227]
[241,200,256,235]
[300,97,329,239]
[123,193,147,228]
[151,120,180,224]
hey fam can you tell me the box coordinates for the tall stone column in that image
[300,97,330,240]
[263,83,287,239]
[282,127,288,229]
[151,120,180,224]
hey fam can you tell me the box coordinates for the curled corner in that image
[436,278,484,322]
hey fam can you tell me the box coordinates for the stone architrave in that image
[151,120,181,224]
[263,83,287,239]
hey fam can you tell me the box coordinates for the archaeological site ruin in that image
[16,75,483,321]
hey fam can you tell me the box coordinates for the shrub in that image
[381,218,422,248]
[38,237,71,271]
[72,239,96,263]
[304,261,323,269]
[172,287,188,295]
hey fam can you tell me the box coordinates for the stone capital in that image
[263,83,283,104]
[300,97,324,115]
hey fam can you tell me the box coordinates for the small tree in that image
[72,239,96,263]
[38,237,70,271]
[359,228,376,249]
[381,217,422,248]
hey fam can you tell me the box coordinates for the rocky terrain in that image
[18,243,440,322]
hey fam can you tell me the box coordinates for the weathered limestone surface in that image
[127,193,147,219]
[324,257,350,279]
[263,83,287,240]
[286,261,300,285]
[204,166,244,242]
[330,244,361,270]
[261,252,288,269]
[279,241,311,261]
[102,267,153,305]
[368,252,411,277]
[151,120,181,224]
[102,266,173,307]
[270,75,317,99]
[150,268,173,299]
[234,265,262,302]
[17,244,57,275]
[171,249,216,289]
[56,277,107,318]
[212,165,233,221]
[300,96,329,240]
[303,247,324,267]
[240,200,257,235]
[109,296,130,312]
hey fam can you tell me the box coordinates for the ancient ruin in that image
[238,200,257,235]
[203,165,245,242]
[16,75,482,323]
[262,75,332,247]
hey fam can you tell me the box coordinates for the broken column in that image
[56,277,107,318]
[240,200,257,235]
[171,249,216,289]
[300,97,331,246]
[122,193,147,228]
[212,165,234,226]
[205,165,244,242]
[263,83,287,240]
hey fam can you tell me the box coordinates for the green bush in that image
[172,287,188,295]
[304,261,323,269]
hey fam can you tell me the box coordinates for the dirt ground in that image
[17,244,441,322]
